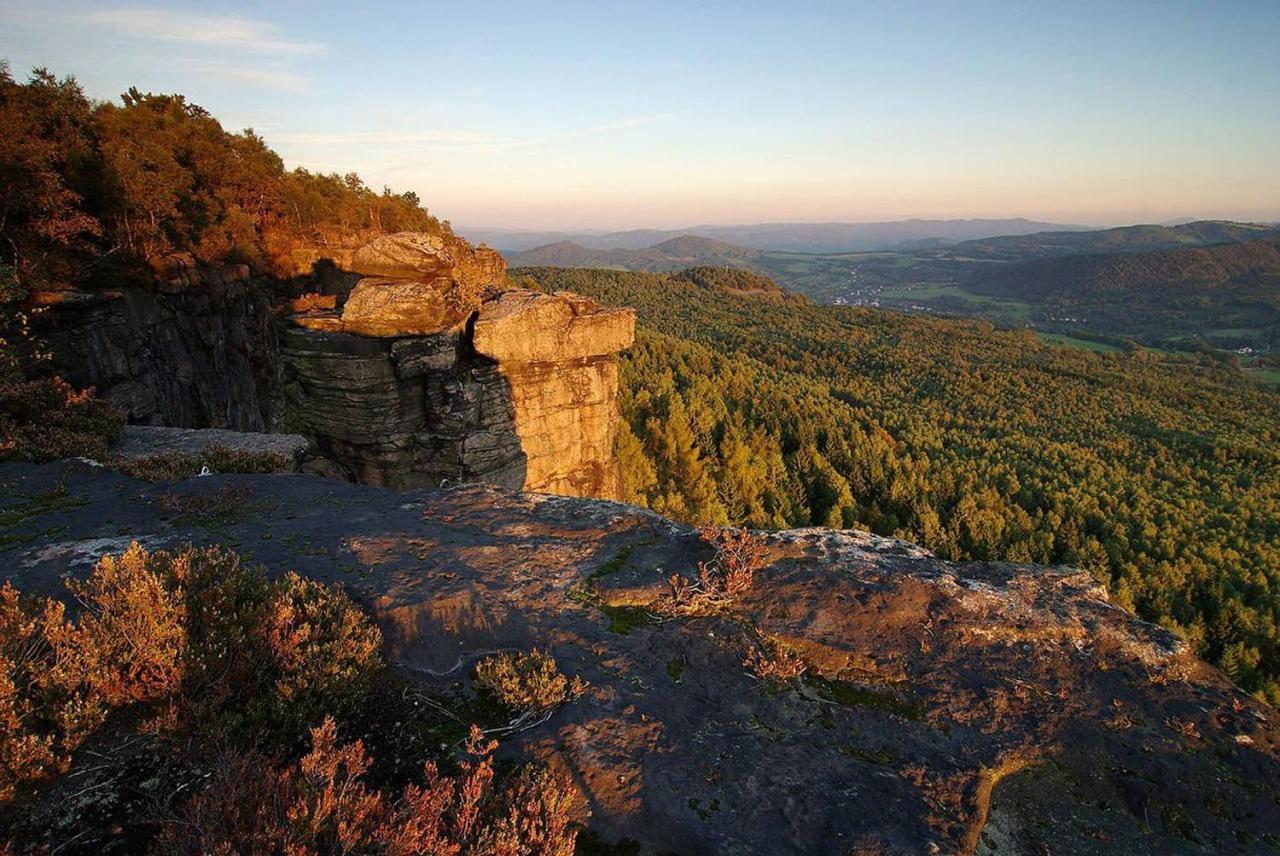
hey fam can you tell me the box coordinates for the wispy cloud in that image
[273,113,678,153]
[180,61,312,95]
[86,8,324,55]
[272,130,513,147]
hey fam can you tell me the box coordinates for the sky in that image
[1,0,1278,231]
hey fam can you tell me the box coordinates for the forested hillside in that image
[949,220,1280,261]
[514,266,1280,702]
[964,239,1280,348]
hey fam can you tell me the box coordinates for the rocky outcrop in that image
[32,230,632,501]
[281,233,633,499]
[282,289,634,498]
[473,291,634,498]
[348,231,506,292]
[338,276,469,337]
[281,326,526,489]
[4,461,1278,855]
[31,271,279,431]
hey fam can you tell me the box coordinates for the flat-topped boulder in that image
[349,231,506,291]
[283,288,633,499]
[338,276,475,337]
[109,425,310,466]
[472,290,636,362]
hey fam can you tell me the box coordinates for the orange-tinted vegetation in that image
[0,544,580,853]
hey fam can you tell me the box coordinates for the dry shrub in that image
[0,544,385,801]
[154,718,579,856]
[473,650,585,714]
[115,447,292,481]
[58,543,187,709]
[158,483,253,523]
[260,572,384,729]
[744,637,808,687]
[0,375,122,462]
[0,584,62,801]
[666,526,769,614]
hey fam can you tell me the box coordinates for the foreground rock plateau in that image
[3,462,1278,855]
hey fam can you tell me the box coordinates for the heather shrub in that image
[473,650,585,714]
[0,584,61,801]
[259,572,384,731]
[0,374,122,462]
[666,526,769,614]
[744,636,808,687]
[0,544,385,803]
[115,447,292,481]
[154,718,579,856]
[57,543,187,709]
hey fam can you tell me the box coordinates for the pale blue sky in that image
[2,0,1278,229]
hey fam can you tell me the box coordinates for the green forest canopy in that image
[515,266,1280,703]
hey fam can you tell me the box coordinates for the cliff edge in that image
[3,461,1276,854]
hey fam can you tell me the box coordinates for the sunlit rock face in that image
[473,291,635,499]
[283,235,634,499]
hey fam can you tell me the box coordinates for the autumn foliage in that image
[1,545,581,854]
[474,650,586,714]
[155,720,577,856]
[0,373,122,463]
[0,544,383,800]
[667,526,769,613]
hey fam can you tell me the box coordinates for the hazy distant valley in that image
[490,219,1280,381]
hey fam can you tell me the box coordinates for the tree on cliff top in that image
[0,63,449,292]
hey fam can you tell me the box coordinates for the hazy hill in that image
[969,238,1280,300]
[505,234,759,272]
[948,219,1280,261]
[467,217,1088,254]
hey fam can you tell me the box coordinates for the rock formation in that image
[282,233,634,499]
[472,291,635,498]
[30,267,278,431]
[4,460,1278,854]
[32,229,632,501]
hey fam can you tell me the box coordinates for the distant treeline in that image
[0,64,446,300]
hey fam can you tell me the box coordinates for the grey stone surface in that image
[1,461,1277,855]
[110,425,310,465]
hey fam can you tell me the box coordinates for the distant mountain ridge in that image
[947,220,1280,261]
[466,217,1090,254]
[505,235,759,272]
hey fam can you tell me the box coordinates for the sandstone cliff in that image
[3,460,1278,855]
[30,267,279,431]
[30,230,633,501]
[282,232,634,499]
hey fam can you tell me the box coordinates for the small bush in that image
[0,584,61,801]
[666,526,769,614]
[260,572,384,730]
[0,544,385,802]
[744,637,808,687]
[154,718,579,856]
[0,375,122,462]
[473,650,585,714]
[115,447,292,481]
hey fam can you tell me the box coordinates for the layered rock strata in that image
[282,233,633,498]
[31,268,278,431]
